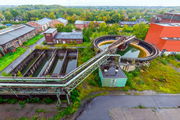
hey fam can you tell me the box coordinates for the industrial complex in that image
[0,11,179,106]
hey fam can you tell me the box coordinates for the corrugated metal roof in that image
[44,28,57,34]
[119,18,148,25]
[57,18,68,24]
[0,24,35,45]
[36,18,52,25]
[55,32,83,39]
[75,20,85,24]
[75,20,105,24]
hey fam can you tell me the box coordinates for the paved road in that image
[1,37,45,74]
[77,95,180,120]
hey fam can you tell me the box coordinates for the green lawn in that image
[0,47,26,71]
[23,34,43,46]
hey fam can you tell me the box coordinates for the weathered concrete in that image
[77,95,180,120]
[109,108,180,120]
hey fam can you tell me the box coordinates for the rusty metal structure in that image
[0,36,159,105]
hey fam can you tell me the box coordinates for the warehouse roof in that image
[44,28,57,34]
[36,18,52,25]
[0,24,35,45]
[55,32,83,39]
[57,18,68,24]
[75,20,105,25]
[119,18,148,25]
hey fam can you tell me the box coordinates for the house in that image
[44,28,83,44]
[99,63,127,87]
[75,20,105,30]
[145,23,180,54]
[27,18,52,32]
[0,24,36,56]
[151,12,180,23]
[50,18,68,27]
[119,18,148,26]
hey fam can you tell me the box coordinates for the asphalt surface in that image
[1,37,45,74]
[77,95,180,120]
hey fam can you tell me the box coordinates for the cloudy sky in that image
[0,0,179,6]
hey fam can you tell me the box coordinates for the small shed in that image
[99,65,127,87]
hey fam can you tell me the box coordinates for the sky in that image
[0,0,180,6]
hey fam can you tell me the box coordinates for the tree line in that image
[0,5,170,23]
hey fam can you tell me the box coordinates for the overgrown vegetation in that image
[23,34,43,46]
[0,97,55,105]
[0,34,43,72]
[0,47,26,71]
[125,55,180,93]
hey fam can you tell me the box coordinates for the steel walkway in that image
[0,36,141,94]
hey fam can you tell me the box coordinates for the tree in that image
[56,24,64,32]
[133,23,149,40]
[55,24,73,32]
[83,28,93,42]
[48,12,56,19]
[3,11,13,21]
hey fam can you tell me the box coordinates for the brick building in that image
[151,12,180,23]
[75,20,105,30]
[27,18,68,32]
[44,28,83,44]
[0,24,36,56]
[27,18,52,32]
[50,18,68,27]
[145,23,180,53]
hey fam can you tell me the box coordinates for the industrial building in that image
[145,23,180,53]
[44,28,83,44]
[27,17,68,32]
[151,12,180,23]
[119,18,148,26]
[50,18,68,27]
[99,61,127,87]
[0,24,36,57]
[75,20,105,30]
[27,18,52,32]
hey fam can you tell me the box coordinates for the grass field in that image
[23,34,43,46]
[0,47,26,71]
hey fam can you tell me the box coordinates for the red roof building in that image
[151,13,180,23]
[145,23,180,52]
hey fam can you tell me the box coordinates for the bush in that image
[19,101,26,108]
[160,59,168,65]
[7,98,18,104]
[175,54,180,61]
[43,97,54,104]
[70,89,80,103]
[26,97,40,103]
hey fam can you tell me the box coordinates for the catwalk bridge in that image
[0,36,159,104]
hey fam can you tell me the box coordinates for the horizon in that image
[0,0,180,6]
